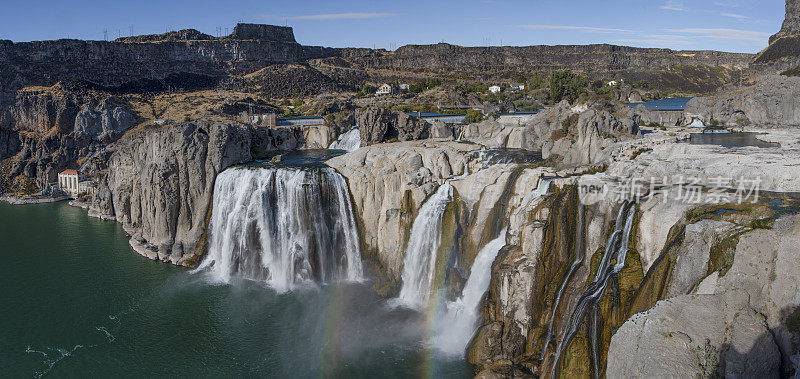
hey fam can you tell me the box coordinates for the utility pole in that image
[129,24,133,37]
[103,29,108,41]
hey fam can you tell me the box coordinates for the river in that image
[0,202,471,377]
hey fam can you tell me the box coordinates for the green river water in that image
[0,202,471,378]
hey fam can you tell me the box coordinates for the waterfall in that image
[329,128,361,152]
[688,118,706,127]
[541,202,585,357]
[550,202,636,378]
[521,177,553,208]
[396,182,455,308]
[432,229,507,355]
[197,166,363,292]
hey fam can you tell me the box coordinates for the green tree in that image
[356,84,377,98]
[464,109,485,124]
[549,70,588,103]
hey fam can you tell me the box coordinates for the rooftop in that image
[59,169,78,176]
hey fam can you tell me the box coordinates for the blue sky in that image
[0,0,785,53]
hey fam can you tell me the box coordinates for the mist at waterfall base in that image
[0,206,470,375]
[432,230,507,356]
[395,177,547,357]
[197,165,363,291]
[397,182,455,308]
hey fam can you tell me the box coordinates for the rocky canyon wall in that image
[751,0,800,77]
[0,88,138,189]
[86,122,325,266]
[0,24,337,94]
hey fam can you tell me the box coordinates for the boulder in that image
[430,121,453,139]
[356,107,430,145]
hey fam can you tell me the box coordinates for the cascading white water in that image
[197,166,363,292]
[688,118,706,127]
[521,177,553,208]
[432,230,507,355]
[328,128,361,152]
[396,182,455,308]
[550,202,637,378]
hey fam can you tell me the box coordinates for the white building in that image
[510,83,526,92]
[607,80,619,87]
[399,83,410,91]
[79,180,97,195]
[376,83,395,95]
[58,169,80,196]
[488,85,502,94]
[57,169,96,197]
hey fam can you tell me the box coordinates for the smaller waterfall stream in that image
[550,201,637,378]
[521,177,553,208]
[328,128,361,152]
[198,166,363,292]
[396,182,455,308]
[541,202,585,357]
[432,230,507,355]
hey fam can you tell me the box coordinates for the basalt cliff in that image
[751,0,800,77]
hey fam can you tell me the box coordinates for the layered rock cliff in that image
[0,87,138,188]
[0,24,336,94]
[686,75,800,127]
[751,0,800,76]
[337,43,750,73]
[771,0,800,44]
[325,43,751,92]
[87,122,318,265]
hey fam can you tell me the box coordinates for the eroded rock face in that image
[748,1,800,79]
[0,90,137,186]
[356,107,431,145]
[665,219,740,298]
[771,0,800,45]
[327,140,473,281]
[74,98,137,142]
[459,100,639,167]
[687,75,800,127]
[604,134,800,193]
[608,290,781,378]
[608,215,800,377]
[461,100,573,151]
[90,122,307,266]
[560,109,638,166]
[613,82,642,103]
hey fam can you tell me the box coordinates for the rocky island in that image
[2,2,800,378]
